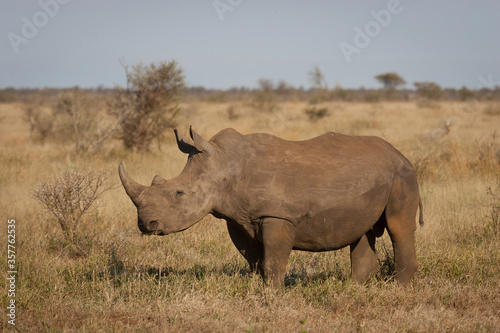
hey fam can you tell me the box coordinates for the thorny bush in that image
[31,166,112,255]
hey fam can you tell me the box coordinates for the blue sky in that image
[1,0,499,90]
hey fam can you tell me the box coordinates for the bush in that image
[304,106,329,121]
[55,88,112,154]
[332,85,354,101]
[0,89,16,103]
[458,86,476,101]
[414,81,443,100]
[364,90,384,103]
[308,67,329,104]
[109,60,186,151]
[22,96,55,144]
[252,79,277,112]
[31,166,111,255]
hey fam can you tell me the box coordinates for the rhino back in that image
[212,130,412,224]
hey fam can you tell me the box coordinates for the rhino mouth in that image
[138,219,167,235]
[140,229,167,236]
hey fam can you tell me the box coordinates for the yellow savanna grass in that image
[0,100,499,332]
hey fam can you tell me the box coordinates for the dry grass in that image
[1,100,499,332]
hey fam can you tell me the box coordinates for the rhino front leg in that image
[226,221,264,275]
[260,218,296,288]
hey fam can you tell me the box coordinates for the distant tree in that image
[308,66,328,104]
[458,86,476,101]
[375,72,406,90]
[276,80,294,102]
[0,89,16,103]
[364,90,384,103]
[332,85,353,101]
[305,66,330,120]
[276,80,290,93]
[253,79,277,112]
[414,81,443,100]
[109,60,185,151]
[258,79,274,91]
[308,66,327,90]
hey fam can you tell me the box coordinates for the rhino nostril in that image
[138,219,159,232]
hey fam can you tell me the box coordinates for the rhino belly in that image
[292,187,389,252]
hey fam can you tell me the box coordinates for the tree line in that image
[1,62,498,153]
[2,70,499,105]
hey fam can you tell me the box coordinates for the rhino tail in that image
[418,197,424,227]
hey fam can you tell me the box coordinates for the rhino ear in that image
[190,126,214,156]
[174,129,195,154]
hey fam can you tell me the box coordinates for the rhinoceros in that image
[119,127,423,287]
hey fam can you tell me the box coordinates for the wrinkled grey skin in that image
[119,127,423,288]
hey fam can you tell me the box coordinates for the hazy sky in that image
[1,0,499,90]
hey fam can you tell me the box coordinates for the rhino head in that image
[119,127,223,235]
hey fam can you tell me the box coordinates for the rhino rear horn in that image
[118,163,146,204]
[190,126,214,156]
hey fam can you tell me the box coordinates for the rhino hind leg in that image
[226,221,264,276]
[350,230,379,283]
[384,176,419,284]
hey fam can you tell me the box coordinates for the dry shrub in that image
[304,67,330,121]
[22,96,55,143]
[21,89,118,154]
[0,89,16,103]
[304,106,329,121]
[108,60,185,151]
[31,166,111,256]
[55,89,114,154]
[364,90,384,103]
[414,81,443,101]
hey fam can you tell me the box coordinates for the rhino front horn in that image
[119,163,146,204]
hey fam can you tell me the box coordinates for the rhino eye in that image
[175,190,185,197]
